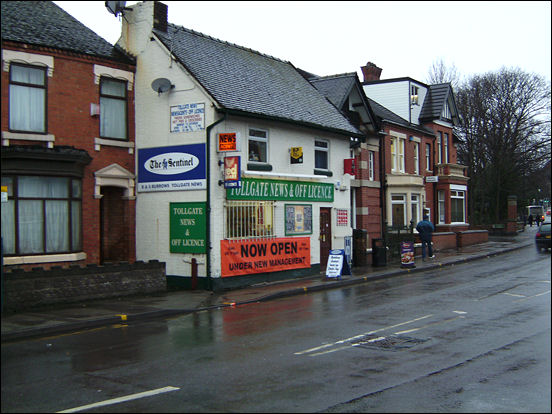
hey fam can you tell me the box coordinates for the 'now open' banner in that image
[220,237,310,277]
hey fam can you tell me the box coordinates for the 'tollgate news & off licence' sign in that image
[221,237,310,277]
[170,202,206,253]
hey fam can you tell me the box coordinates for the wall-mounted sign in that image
[137,144,206,192]
[220,237,310,277]
[1,186,8,203]
[425,176,438,183]
[170,103,205,133]
[336,209,349,226]
[224,156,241,188]
[227,178,333,202]
[170,202,206,253]
[218,132,240,152]
[285,204,312,235]
[290,147,303,164]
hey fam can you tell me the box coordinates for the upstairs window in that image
[315,139,329,170]
[444,133,449,163]
[413,141,420,175]
[368,150,375,181]
[442,102,452,120]
[410,85,419,105]
[9,64,47,133]
[426,143,431,171]
[248,128,268,163]
[100,78,127,140]
[437,132,443,164]
[391,136,405,173]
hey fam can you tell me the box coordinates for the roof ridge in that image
[311,72,358,81]
[165,22,290,64]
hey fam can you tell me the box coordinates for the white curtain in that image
[18,200,44,254]
[9,66,45,132]
[1,200,16,254]
[100,79,126,139]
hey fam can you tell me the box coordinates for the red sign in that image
[218,132,238,152]
[220,237,310,277]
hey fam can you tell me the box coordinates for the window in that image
[9,64,47,133]
[451,190,465,223]
[225,200,274,239]
[411,85,419,105]
[100,77,127,140]
[1,175,82,255]
[437,132,442,164]
[444,133,449,163]
[248,128,268,163]
[391,194,406,228]
[413,142,419,175]
[368,150,375,180]
[391,136,405,172]
[411,194,420,226]
[442,102,452,120]
[426,143,431,171]
[438,190,445,224]
[315,139,329,170]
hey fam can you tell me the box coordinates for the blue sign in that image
[137,144,206,192]
[325,249,351,279]
[400,241,415,268]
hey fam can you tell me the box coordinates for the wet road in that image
[1,247,550,413]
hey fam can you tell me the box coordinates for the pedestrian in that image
[528,214,533,227]
[416,214,435,261]
[535,214,541,227]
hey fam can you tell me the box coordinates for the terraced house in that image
[1,1,137,271]
[116,1,362,290]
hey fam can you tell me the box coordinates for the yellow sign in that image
[290,147,303,164]
[1,186,7,203]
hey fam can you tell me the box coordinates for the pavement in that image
[1,226,542,343]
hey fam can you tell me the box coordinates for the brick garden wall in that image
[3,260,166,312]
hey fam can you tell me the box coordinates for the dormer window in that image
[442,101,452,120]
[410,85,419,105]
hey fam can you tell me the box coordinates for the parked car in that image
[535,222,551,252]
[545,209,551,223]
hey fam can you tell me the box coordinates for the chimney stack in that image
[153,1,168,32]
[361,62,382,83]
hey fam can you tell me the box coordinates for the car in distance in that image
[535,222,551,252]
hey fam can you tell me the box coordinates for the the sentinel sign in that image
[137,144,206,192]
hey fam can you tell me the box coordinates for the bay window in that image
[451,190,466,223]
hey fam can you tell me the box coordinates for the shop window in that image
[9,63,47,133]
[248,128,268,163]
[225,200,274,239]
[451,190,465,223]
[100,77,127,140]
[1,175,82,255]
[315,139,329,170]
[438,190,446,224]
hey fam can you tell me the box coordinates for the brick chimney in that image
[361,62,382,83]
[153,1,168,32]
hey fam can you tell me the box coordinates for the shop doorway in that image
[319,207,332,269]
[100,186,128,264]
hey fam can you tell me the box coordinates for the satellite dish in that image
[105,1,127,17]
[151,78,174,95]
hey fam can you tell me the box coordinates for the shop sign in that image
[227,178,333,202]
[1,186,7,203]
[137,144,206,192]
[290,147,303,164]
[325,249,351,279]
[169,202,206,253]
[220,237,310,277]
[170,103,205,132]
[400,241,415,268]
[224,156,241,188]
[218,132,240,152]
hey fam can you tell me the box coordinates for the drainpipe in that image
[378,129,387,238]
[205,111,227,291]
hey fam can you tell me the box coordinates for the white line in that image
[294,314,432,355]
[308,345,352,356]
[514,290,551,302]
[56,386,180,413]
[502,292,526,297]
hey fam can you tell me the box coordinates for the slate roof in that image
[419,83,457,124]
[309,73,358,110]
[367,97,435,137]
[152,24,361,137]
[1,1,134,64]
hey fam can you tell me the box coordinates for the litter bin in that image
[372,238,387,267]
[353,229,367,267]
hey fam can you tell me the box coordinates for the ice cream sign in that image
[137,144,206,192]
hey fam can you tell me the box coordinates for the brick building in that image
[1,1,137,271]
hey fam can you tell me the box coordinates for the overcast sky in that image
[54,1,551,84]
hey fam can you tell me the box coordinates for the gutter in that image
[205,111,227,290]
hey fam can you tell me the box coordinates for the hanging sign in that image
[218,132,240,152]
[220,237,310,277]
[325,249,351,279]
[400,241,415,268]
[224,156,241,188]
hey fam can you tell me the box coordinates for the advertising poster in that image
[169,202,206,253]
[223,156,241,188]
[285,204,312,235]
[137,143,206,192]
[218,132,240,152]
[400,241,415,268]
[170,103,205,132]
[220,237,310,277]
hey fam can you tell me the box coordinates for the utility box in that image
[353,229,367,267]
[372,238,387,267]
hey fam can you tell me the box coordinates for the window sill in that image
[247,162,273,171]
[314,169,333,177]
[2,131,55,148]
[3,252,87,266]
[94,138,134,154]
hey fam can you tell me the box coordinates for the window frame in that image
[438,190,446,224]
[391,136,405,173]
[437,132,443,164]
[413,141,419,175]
[225,200,275,239]
[248,128,269,163]
[451,190,466,223]
[8,63,47,134]
[314,138,330,171]
[99,77,128,140]
[444,132,449,164]
[368,150,375,181]
[426,143,431,171]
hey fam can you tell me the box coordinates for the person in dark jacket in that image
[416,215,435,260]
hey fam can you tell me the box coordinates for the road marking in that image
[453,310,467,314]
[514,290,551,302]
[56,386,180,413]
[294,314,433,355]
[502,292,526,297]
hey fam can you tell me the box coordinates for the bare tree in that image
[426,58,461,89]
[455,67,551,224]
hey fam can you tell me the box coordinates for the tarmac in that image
[1,226,543,343]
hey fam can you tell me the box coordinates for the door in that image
[100,186,127,264]
[319,207,332,270]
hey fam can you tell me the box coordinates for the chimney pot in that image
[361,62,382,83]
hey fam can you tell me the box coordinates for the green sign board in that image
[226,177,333,202]
[170,202,207,253]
